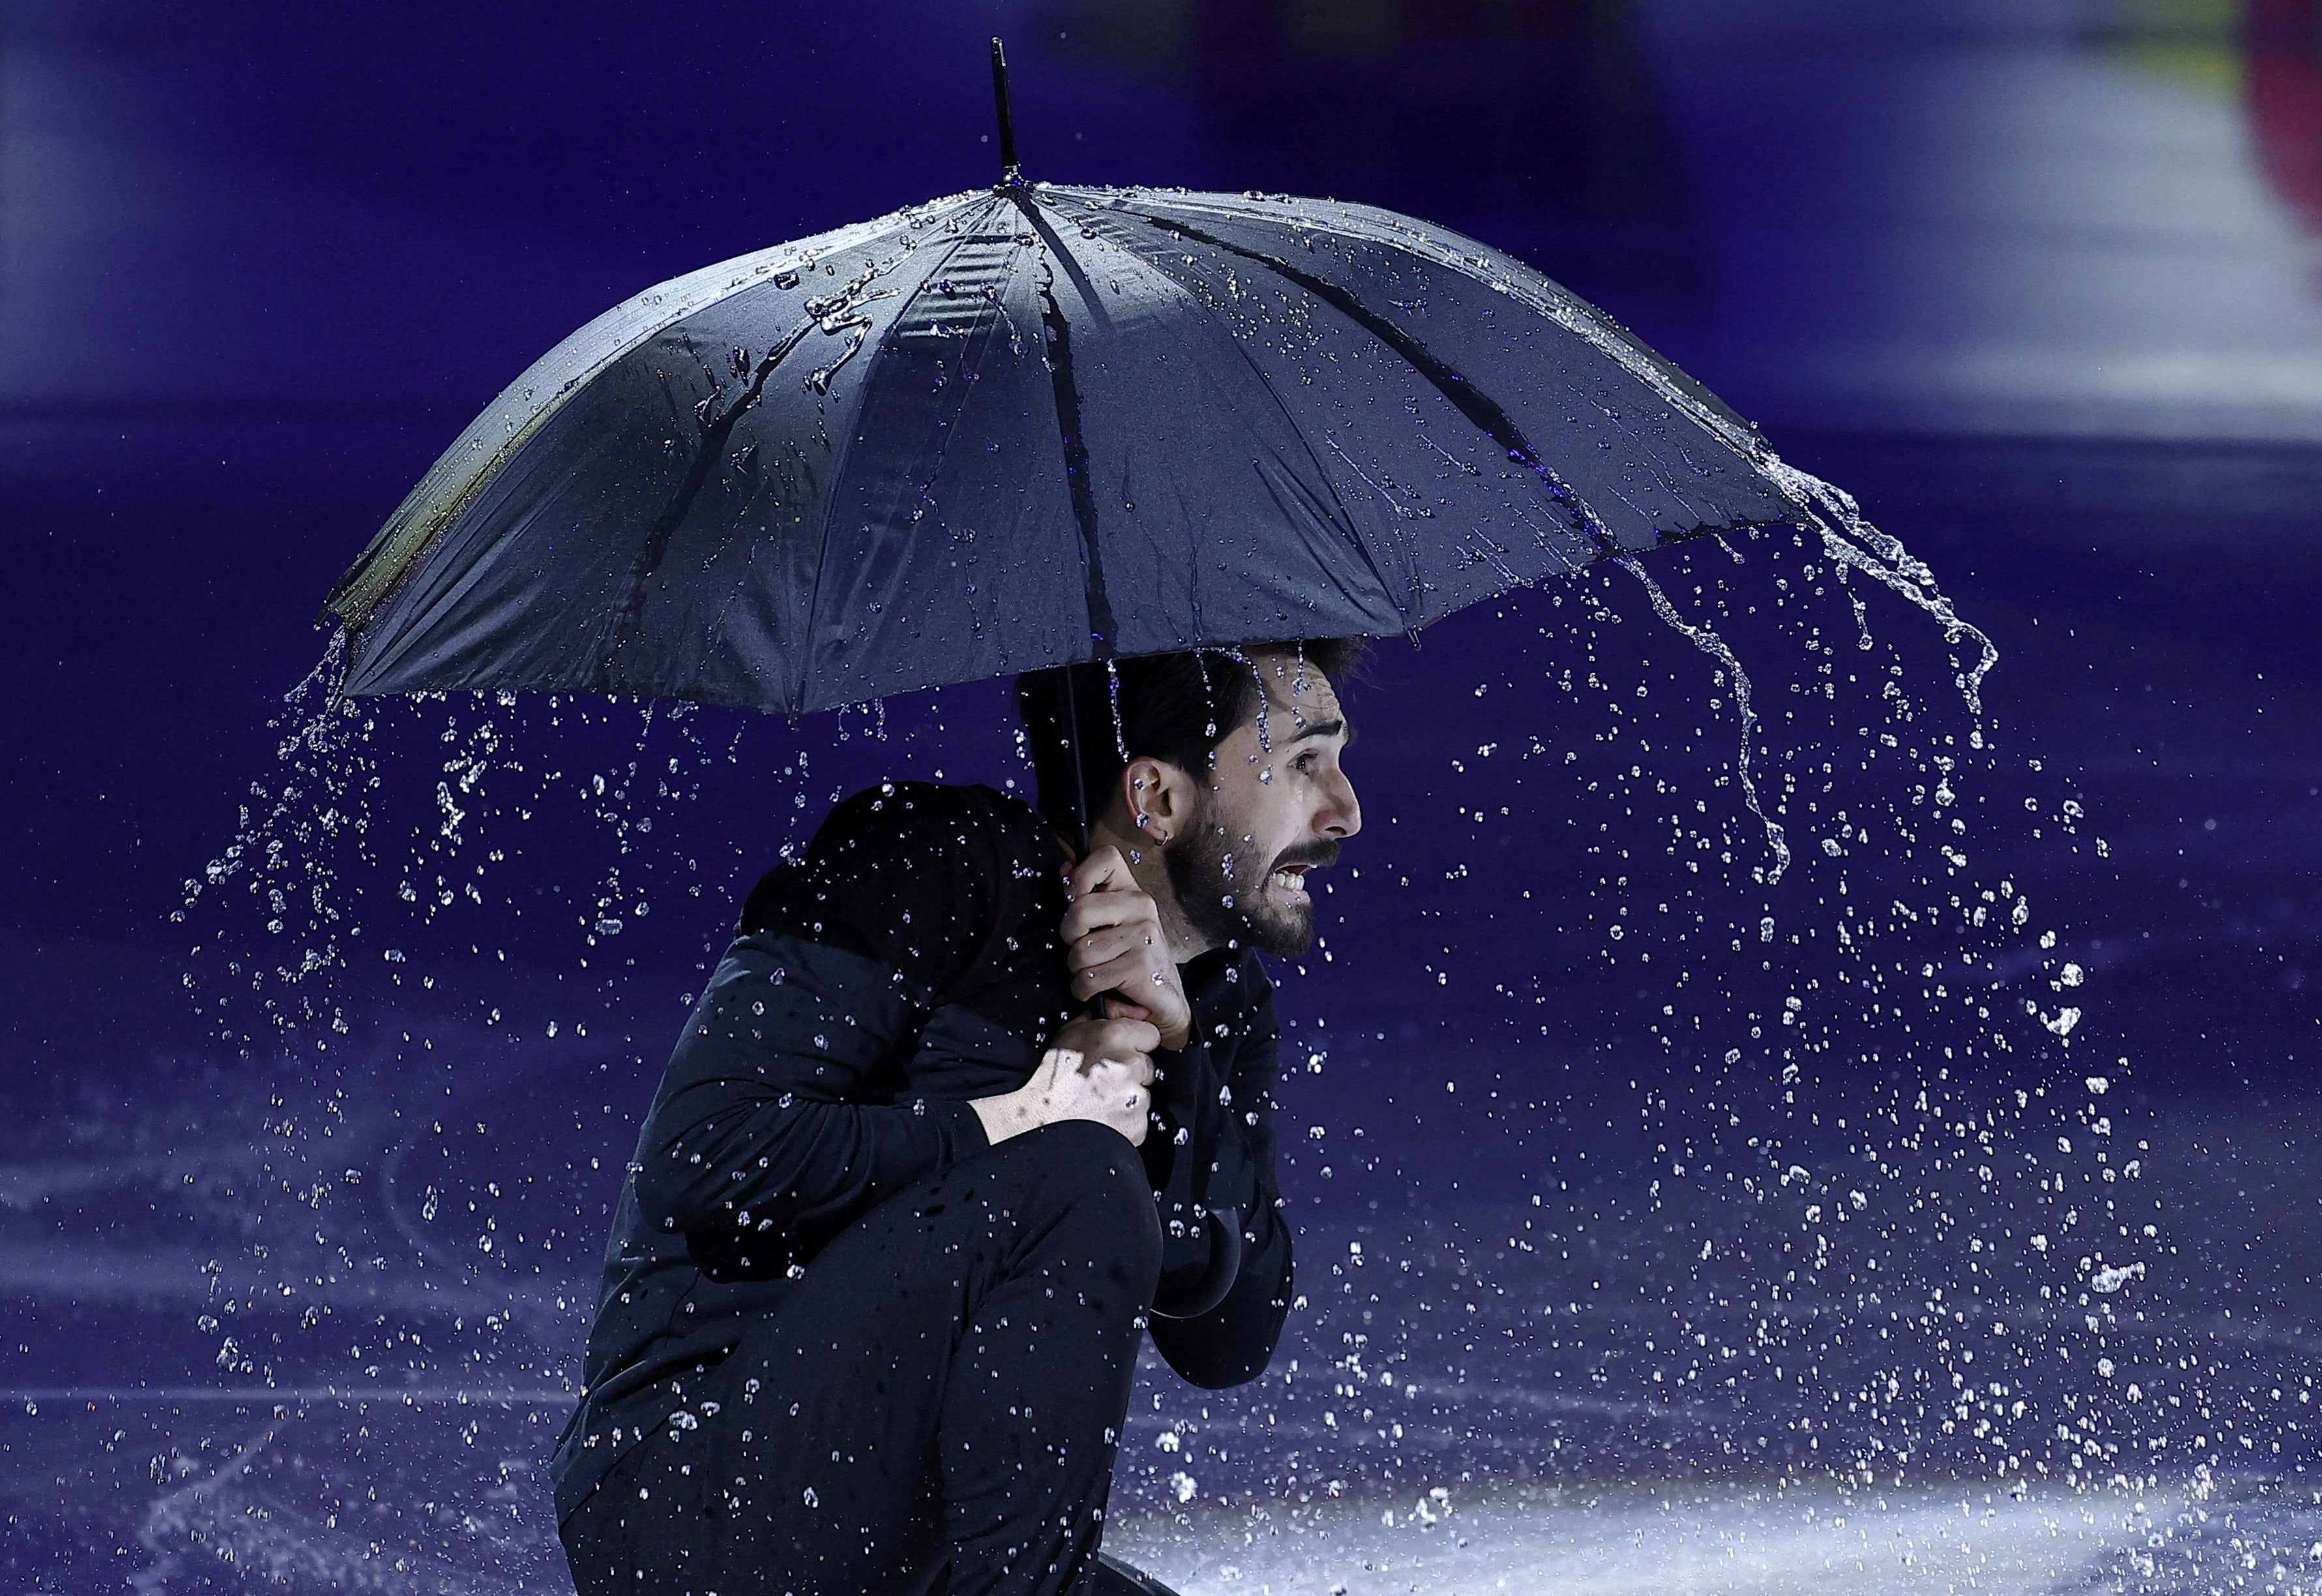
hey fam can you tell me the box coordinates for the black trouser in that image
[561,1121,1163,1596]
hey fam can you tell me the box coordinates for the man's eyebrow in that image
[1285,716,1351,746]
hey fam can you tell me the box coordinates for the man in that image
[552,642,1363,1595]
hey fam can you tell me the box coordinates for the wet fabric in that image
[325,185,1801,713]
[551,782,1293,1578]
[559,1119,1159,1596]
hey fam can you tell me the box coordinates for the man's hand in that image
[1061,846,1193,1052]
[972,1015,1158,1147]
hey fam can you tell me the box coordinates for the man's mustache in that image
[1268,840,1341,872]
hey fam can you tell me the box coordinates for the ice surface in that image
[1111,1483,2194,1596]
[1,1027,2313,1591]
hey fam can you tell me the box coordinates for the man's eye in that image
[1293,751,1318,773]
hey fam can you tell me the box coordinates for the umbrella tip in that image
[989,37,1023,185]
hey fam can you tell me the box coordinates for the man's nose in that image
[1320,772,1361,840]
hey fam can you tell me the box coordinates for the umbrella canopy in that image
[324,176,1811,715]
[312,51,1978,1327]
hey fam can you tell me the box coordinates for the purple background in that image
[3,1,2318,1589]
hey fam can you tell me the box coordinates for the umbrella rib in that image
[325,200,969,639]
[1045,196,1416,636]
[1131,214,1619,561]
[1015,203,1117,654]
[1037,271,1118,651]
[605,315,818,671]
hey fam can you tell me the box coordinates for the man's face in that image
[1165,657,1362,958]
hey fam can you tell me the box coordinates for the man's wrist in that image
[970,1092,1024,1145]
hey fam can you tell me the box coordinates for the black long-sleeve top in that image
[550,781,1294,1522]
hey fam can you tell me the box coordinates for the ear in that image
[1114,755,1198,842]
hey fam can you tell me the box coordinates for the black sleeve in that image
[629,786,1009,1258]
[1148,969,1294,1389]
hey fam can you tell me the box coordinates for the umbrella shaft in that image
[1061,662,1091,857]
[989,38,1020,179]
[1059,664,1105,1023]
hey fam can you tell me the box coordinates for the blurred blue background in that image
[8,0,2319,978]
[3,1,2317,1591]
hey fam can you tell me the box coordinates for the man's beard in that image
[1165,797,1339,960]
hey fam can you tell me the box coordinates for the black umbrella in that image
[323,45,1873,708]
[323,42,1989,848]
[316,40,1993,1353]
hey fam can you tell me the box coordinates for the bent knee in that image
[1003,1117,1145,1187]
[1000,1121,1161,1282]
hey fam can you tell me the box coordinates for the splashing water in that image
[1618,556,1789,887]
[52,177,2299,1594]
[1105,658,1128,761]
[1219,647,1273,755]
[104,519,2311,1595]
[1766,458,2002,722]
[1376,215,2001,726]
[175,634,372,1049]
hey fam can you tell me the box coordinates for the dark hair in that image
[1014,640,1367,838]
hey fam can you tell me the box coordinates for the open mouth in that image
[1267,864,1312,898]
